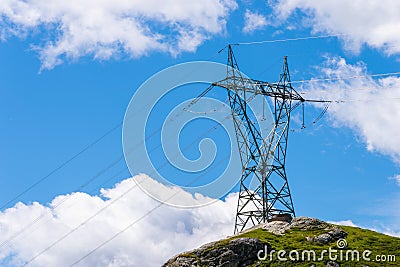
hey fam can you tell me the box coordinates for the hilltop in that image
[163,217,400,267]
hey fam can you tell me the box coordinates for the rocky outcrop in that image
[163,217,349,267]
[163,238,271,267]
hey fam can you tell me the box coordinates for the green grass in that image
[232,225,400,266]
[171,224,400,266]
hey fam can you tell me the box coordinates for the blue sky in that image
[1,0,400,266]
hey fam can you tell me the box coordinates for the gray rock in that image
[259,217,348,246]
[261,221,290,235]
[328,227,348,240]
[314,233,333,244]
[290,217,329,230]
[326,261,340,267]
[163,238,271,267]
[309,226,348,245]
[258,217,342,236]
[164,256,197,267]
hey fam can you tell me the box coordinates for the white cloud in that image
[0,0,237,69]
[271,0,400,54]
[243,9,268,33]
[381,228,400,237]
[389,174,400,186]
[328,220,358,227]
[0,174,237,266]
[301,57,400,162]
[1,173,398,266]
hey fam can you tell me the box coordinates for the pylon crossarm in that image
[213,78,305,103]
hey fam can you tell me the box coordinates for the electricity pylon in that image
[212,45,305,234]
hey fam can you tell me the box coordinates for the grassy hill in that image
[163,217,400,267]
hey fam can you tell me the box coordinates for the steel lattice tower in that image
[212,45,305,233]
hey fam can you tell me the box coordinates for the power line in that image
[1,107,159,211]
[223,36,400,88]
[301,95,400,103]
[1,47,227,212]
[69,153,231,267]
[290,71,400,84]
[4,166,130,254]
[2,111,193,252]
[3,65,234,265]
[2,96,229,255]
[15,86,231,265]
[0,122,122,210]
[21,114,232,267]
[0,156,127,251]
[21,170,140,267]
[232,33,345,46]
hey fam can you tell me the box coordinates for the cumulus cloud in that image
[389,174,400,186]
[301,57,400,162]
[243,9,268,33]
[328,220,358,228]
[0,174,237,266]
[271,0,400,54]
[0,0,237,69]
[1,173,398,266]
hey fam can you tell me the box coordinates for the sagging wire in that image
[313,103,330,124]
[290,101,331,132]
[231,34,345,46]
